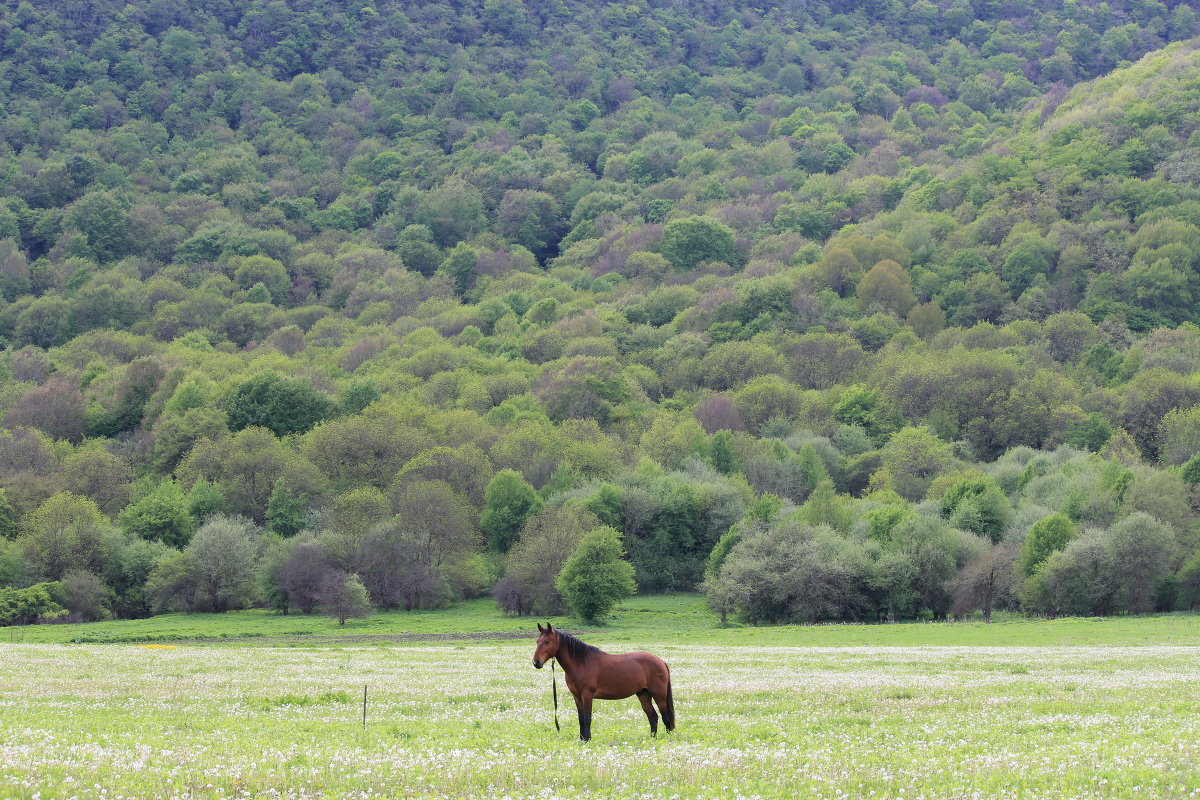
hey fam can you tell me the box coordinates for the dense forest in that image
[3,0,1200,627]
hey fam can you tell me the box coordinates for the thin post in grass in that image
[362,684,367,728]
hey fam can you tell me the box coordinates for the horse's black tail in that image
[662,668,676,731]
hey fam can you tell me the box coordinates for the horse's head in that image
[532,622,559,669]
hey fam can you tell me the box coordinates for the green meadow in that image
[10,593,1200,647]
[3,596,1200,799]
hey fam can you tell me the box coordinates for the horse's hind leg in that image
[653,679,675,732]
[636,689,658,736]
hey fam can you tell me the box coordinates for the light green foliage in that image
[182,515,262,613]
[797,480,854,531]
[862,502,914,542]
[714,519,874,623]
[940,475,1011,542]
[19,492,113,582]
[185,478,228,522]
[555,525,636,623]
[0,489,18,540]
[1017,513,1076,576]
[1105,512,1177,613]
[857,259,916,316]
[118,481,194,549]
[0,582,64,625]
[321,573,373,625]
[882,427,953,502]
[233,256,291,305]
[1183,453,1200,485]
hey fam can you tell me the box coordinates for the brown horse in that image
[532,622,674,742]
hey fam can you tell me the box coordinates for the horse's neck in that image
[554,648,575,675]
[554,644,585,675]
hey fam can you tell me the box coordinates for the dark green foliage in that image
[660,216,737,271]
[67,193,129,263]
[633,484,702,591]
[340,381,381,415]
[480,470,540,553]
[1064,414,1113,452]
[438,244,483,295]
[710,430,738,475]
[225,372,332,437]
[53,569,110,622]
[266,478,308,538]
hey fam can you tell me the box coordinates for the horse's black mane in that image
[557,631,601,665]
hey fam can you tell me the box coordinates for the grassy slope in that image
[8,593,1200,647]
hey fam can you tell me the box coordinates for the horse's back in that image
[593,650,670,699]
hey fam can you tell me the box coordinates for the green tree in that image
[0,489,18,540]
[660,216,738,271]
[480,469,541,553]
[266,478,308,538]
[16,296,75,348]
[1105,512,1177,613]
[907,301,945,339]
[118,481,194,549]
[234,255,291,305]
[940,475,1010,542]
[857,259,917,316]
[882,427,953,501]
[0,583,65,626]
[186,478,228,522]
[437,243,483,295]
[20,492,113,581]
[497,190,563,262]
[321,572,373,625]
[417,179,486,247]
[556,525,637,623]
[1017,514,1076,576]
[185,515,262,613]
[67,192,129,262]
[225,372,333,437]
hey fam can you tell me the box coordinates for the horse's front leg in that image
[572,691,594,742]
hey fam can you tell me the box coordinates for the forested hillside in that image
[3,0,1200,628]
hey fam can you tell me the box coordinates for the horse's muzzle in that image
[533,658,544,669]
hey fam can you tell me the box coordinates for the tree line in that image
[2,1,1200,626]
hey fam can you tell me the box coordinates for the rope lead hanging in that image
[551,658,560,732]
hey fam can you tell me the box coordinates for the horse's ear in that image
[546,622,553,632]
[537,623,545,633]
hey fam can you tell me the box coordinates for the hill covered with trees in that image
[3,0,1200,628]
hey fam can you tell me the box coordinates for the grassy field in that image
[3,597,1200,798]
[10,593,1200,647]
